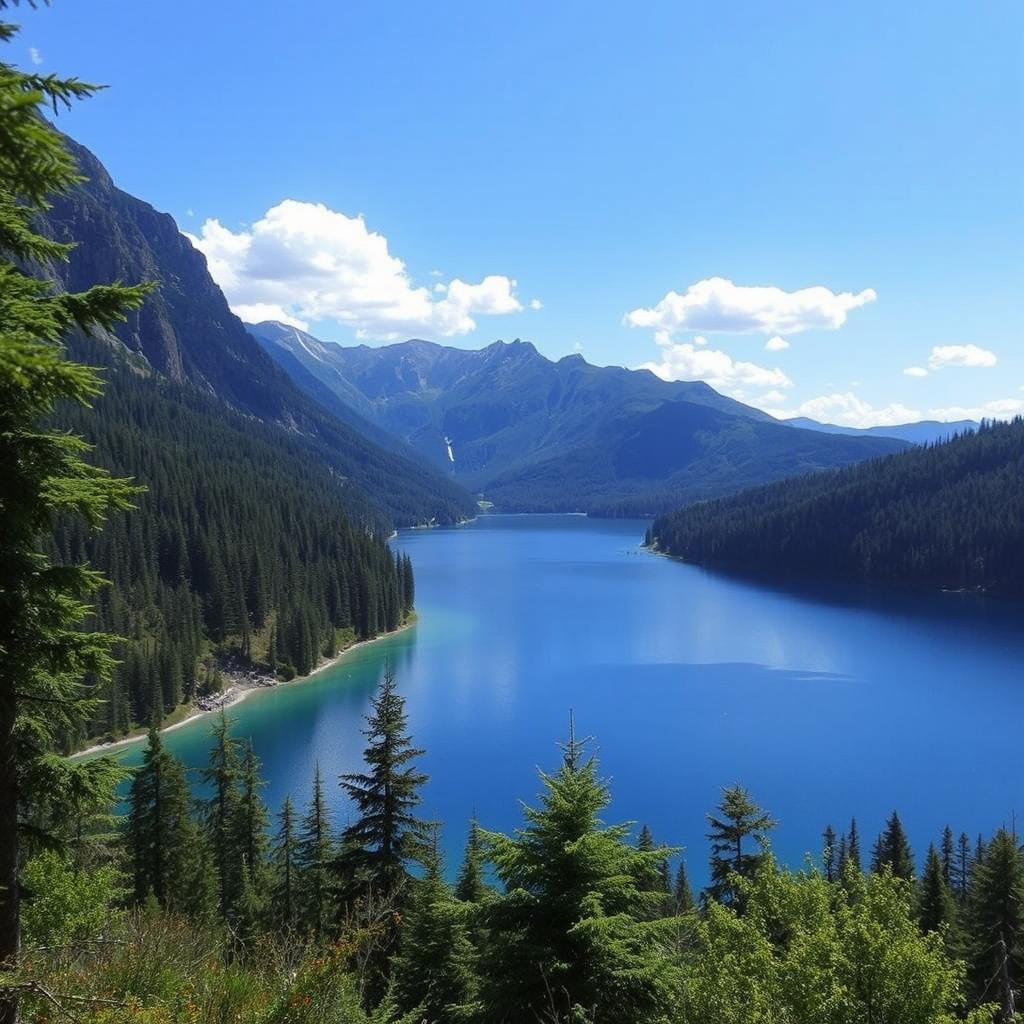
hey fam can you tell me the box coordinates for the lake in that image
[119,513,1024,884]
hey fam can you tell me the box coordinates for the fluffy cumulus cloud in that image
[640,337,792,395]
[764,335,790,352]
[903,366,929,378]
[186,200,533,340]
[625,277,876,338]
[927,344,997,370]
[928,399,1024,421]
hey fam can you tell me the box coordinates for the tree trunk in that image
[0,688,20,1024]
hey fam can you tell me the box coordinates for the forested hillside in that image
[36,137,476,531]
[51,334,414,747]
[650,418,1024,596]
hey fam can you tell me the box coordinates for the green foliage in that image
[678,857,993,1024]
[706,785,776,907]
[19,850,124,950]
[651,418,1024,596]
[296,764,335,940]
[475,735,681,1023]
[0,14,150,1009]
[872,810,916,881]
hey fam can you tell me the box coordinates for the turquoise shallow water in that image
[118,514,1024,883]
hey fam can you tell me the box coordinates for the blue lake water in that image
[118,513,1024,884]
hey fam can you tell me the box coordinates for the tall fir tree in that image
[847,817,863,872]
[919,843,957,937]
[200,712,242,919]
[706,785,776,907]
[271,796,298,930]
[823,824,837,882]
[872,810,915,881]
[0,19,150,1016]
[336,670,430,904]
[674,858,695,914]
[126,727,211,917]
[231,739,269,930]
[296,763,334,939]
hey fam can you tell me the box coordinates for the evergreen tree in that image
[872,810,915,881]
[941,825,956,888]
[126,727,210,917]
[706,786,776,906]
[919,843,957,937]
[391,837,476,1021]
[822,824,837,882]
[454,817,489,904]
[955,831,973,901]
[847,817,862,872]
[337,670,430,904]
[967,828,1024,1012]
[296,764,334,939]
[674,858,695,914]
[271,796,298,930]
[0,20,149,1014]
[475,730,680,1023]
[231,739,269,929]
[200,712,242,918]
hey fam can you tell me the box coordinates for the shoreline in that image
[72,617,417,760]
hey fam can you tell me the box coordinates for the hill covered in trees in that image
[649,418,1024,596]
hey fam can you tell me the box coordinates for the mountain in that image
[33,134,473,742]
[37,136,476,530]
[649,418,1024,597]
[249,321,909,514]
[785,416,978,445]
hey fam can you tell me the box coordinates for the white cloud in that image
[232,303,308,331]
[761,392,922,429]
[186,200,527,340]
[903,366,929,377]
[640,337,792,395]
[928,399,1024,421]
[529,298,543,310]
[756,389,789,406]
[625,276,876,337]
[28,47,42,65]
[927,344,997,370]
[765,335,790,352]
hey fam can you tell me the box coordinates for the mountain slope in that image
[36,137,475,529]
[649,418,1024,596]
[249,321,908,514]
[786,416,977,445]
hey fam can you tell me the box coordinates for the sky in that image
[17,0,1024,427]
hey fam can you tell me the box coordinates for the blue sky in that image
[19,0,1024,426]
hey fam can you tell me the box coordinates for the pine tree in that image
[919,843,957,936]
[706,785,776,907]
[337,670,430,904]
[872,810,915,881]
[967,828,1024,1011]
[271,796,298,930]
[475,728,680,1023]
[391,837,476,1021]
[823,824,837,882]
[0,19,150,1014]
[674,859,695,913]
[231,739,269,926]
[296,764,334,939]
[940,825,955,888]
[454,817,488,903]
[847,817,862,872]
[126,727,210,917]
[955,831,973,901]
[200,712,242,918]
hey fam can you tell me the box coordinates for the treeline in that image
[649,418,1024,597]
[16,675,1017,1023]
[50,334,414,747]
